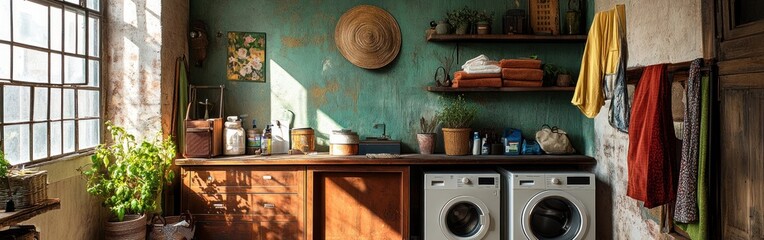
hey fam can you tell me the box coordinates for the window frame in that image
[0,0,103,165]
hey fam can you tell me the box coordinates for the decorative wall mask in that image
[189,20,209,66]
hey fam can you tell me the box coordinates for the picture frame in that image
[226,32,266,82]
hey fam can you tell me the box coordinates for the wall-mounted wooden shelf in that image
[425,86,575,92]
[426,33,587,42]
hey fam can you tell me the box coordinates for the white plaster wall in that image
[591,0,703,239]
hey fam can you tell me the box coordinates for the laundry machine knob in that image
[460,177,471,184]
[550,178,561,185]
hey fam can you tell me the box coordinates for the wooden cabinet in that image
[181,166,305,240]
[307,166,410,240]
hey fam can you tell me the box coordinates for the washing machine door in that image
[521,190,589,240]
[439,196,491,240]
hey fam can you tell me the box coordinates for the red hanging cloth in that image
[627,64,678,208]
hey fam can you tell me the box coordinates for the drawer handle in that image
[207,176,214,183]
[263,203,275,209]
[262,175,273,180]
[213,203,225,209]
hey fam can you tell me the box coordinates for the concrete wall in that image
[591,0,702,239]
[188,0,596,154]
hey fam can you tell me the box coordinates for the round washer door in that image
[521,190,589,240]
[439,196,491,240]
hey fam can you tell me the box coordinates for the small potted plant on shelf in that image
[81,122,176,240]
[556,68,573,87]
[475,10,494,35]
[437,95,477,156]
[447,6,476,35]
[417,115,439,154]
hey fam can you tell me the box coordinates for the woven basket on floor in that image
[0,170,48,210]
[530,0,560,35]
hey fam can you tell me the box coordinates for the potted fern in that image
[81,122,176,240]
[417,115,439,154]
[437,95,477,155]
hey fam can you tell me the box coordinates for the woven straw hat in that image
[335,5,401,69]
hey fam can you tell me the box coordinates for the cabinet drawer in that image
[194,221,301,240]
[187,193,300,218]
[185,166,302,193]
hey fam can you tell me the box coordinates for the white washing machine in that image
[424,171,501,240]
[499,169,596,240]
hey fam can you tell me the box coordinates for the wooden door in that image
[307,166,410,240]
[715,0,764,239]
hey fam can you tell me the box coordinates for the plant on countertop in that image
[80,121,176,221]
[419,115,439,134]
[0,150,10,195]
[437,95,477,128]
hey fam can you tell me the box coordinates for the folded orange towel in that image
[454,71,503,81]
[501,68,544,81]
[452,78,502,88]
[503,80,544,87]
[499,59,542,69]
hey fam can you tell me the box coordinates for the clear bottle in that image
[261,125,272,156]
[246,120,262,155]
[224,116,245,155]
[472,132,481,155]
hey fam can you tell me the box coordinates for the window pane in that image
[3,85,31,123]
[12,0,48,48]
[12,47,49,83]
[50,121,62,156]
[63,120,75,153]
[63,88,74,119]
[64,9,76,53]
[88,59,99,87]
[64,0,78,5]
[33,87,49,121]
[32,122,47,160]
[51,6,63,51]
[50,88,62,120]
[78,119,99,149]
[88,16,99,57]
[87,0,99,11]
[77,90,99,118]
[77,12,86,55]
[0,43,9,79]
[64,55,85,84]
[0,0,9,41]
[4,124,30,164]
[51,53,62,84]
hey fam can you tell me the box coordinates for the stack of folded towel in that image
[453,55,502,88]
[499,59,544,87]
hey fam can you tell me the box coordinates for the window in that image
[1,0,101,165]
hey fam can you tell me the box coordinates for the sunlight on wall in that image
[316,110,343,146]
[269,59,307,127]
[123,0,137,27]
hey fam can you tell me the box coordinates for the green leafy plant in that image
[474,10,494,25]
[0,150,9,178]
[419,115,439,134]
[447,6,477,27]
[437,95,477,128]
[543,63,569,80]
[81,121,176,221]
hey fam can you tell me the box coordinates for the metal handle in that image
[213,203,225,209]
[263,203,275,209]
[262,175,273,180]
[207,176,214,183]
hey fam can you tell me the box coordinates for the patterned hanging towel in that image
[675,58,704,223]
[627,64,678,208]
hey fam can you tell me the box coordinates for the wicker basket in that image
[0,170,48,210]
[530,0,560,35]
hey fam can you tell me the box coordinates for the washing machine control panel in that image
[425,174,499,189]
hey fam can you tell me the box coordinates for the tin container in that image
[291,128,316,152]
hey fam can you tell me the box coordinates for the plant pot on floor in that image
[442,128,471,155]
[105,214,147,240]
[417,133,436,154]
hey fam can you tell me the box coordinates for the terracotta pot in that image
[557,74,572,87]
[442,128,471,156]
[105,214,147,240]
[417,133,436,154]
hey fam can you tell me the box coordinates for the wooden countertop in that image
[175,153,595,166]
[0,198,61,227]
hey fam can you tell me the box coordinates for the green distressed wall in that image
[189,0,595,154]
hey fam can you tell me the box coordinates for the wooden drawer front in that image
[186,166,301,193]
[194,221,302,240]
[260,221,302,240]
[187,193,300,217]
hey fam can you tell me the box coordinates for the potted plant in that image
[417,116,439,154]
[437,95,477,155]
[81,122,176,240]
[475,10,494,35]
[447,6,476,35]
[0,150,13,212]
[556,68,573,87]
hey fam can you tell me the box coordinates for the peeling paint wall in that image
[592,0,702,239]
[189,0,596,153]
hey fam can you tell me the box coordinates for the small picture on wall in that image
[227,32,266,82]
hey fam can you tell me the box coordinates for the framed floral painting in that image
[227,32,266,82]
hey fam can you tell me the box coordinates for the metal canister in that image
[291,128,315,152]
